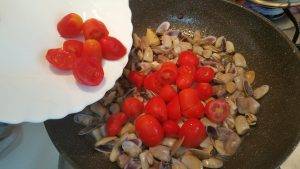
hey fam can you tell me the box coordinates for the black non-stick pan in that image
[45,0,300,168]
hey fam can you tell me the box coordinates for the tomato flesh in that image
[46,48,75,70]
[177,51,199,68]
[106,113,128,136]
[63,40,83,57]
[82,39,102,62]
[82,18,109,41]
[177,65,196,77]
[128,71,145,88]
[167,95,182,122]
[99,36,127,60]
[145,96,168,122]
[159,85,177,103]
[57,13,83,38]
[176,74,194,90]
[179,118,206,148]
[163,120,180,138]
[195,83,213,100]
[195,67,215,83]
[122,97,144,119]
[157,62,178,85]
[205,99,230,123]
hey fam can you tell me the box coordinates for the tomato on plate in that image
[63,40,83,57]
[179,88,199,111]
[106,112,128,136]
[167,95,181,122]
[195,67,215,83]
[157,62,178,85]
[135,114,164,147]
[177,51,199,68]
[73,57,104,86]
[46,48,75,70]
[205,99,229,123]
[122,97,144,119]
[177,65,196,77]
[163,120,180,138]
[195,83,213,100]
[159,85,177,102]
[82,18,109,41]
[81,39,102,62]
[179,118,206,148]
[99,36,127,60]
[143,72,161,94]
[145,96,168,122]
[176,74,194,90]
[57,13,83,38]
[128,71,145,88]
[182,102,205,118]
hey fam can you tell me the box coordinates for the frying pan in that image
[45,0,300,168]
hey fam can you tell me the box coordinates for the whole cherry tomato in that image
[182,102,205,118]
[176,74,194,90]
[135,114,164,147]
[205,99,229,123]
[179,88,199,111]
[128,71,145,88]
[195,67,215,83]
[106,113,128,136]
[46,48,75,70]
[163,120,180,138]
[82,18,109,41]
[195,83,213,100]
[82,39,102,62]
[143,72,161,94]
[145,96,168,122]
[179,118,206,148]
[167,95,182,122]
[177,51,199,68]
[122,97,144,119]
[57,13,83,38]
[73,57,104,86]
[63,40,83,57]
[159,85,177,102]
[99,36,127,60]
[157,62,178,85]
[177,65,196,77]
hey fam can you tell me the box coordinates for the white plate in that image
[0,0,132,123]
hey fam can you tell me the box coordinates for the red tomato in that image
[135,114,164,146]
[106,113,128,136]
[82,18,109,41]
[177,51,199,68]
[163,120,180,138]
[177,65,196,77]
[179,88,199,111]
[195,67,215,83]
[205,99,230,123]
[182,102,205,118]
[99,36,127,60]
[143,72,161,94]
[73,57,104,86]
[46,48,75,70]
[176,74,194,90]
[179,118,206,148]
[195,83,213,100]
[82,39,102,62]
[63,40,83,57]
[128,71,145,88]
[167,95,182,122]
[159,85,177,102]
[57,13,83,38]
[145,96,168,122]
[122,97,144,119]
[157,62,178,85]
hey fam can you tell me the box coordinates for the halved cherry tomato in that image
[195,67,215,83]
[176,74,194,90]
[179,88,199,111]
[163,120,180,138]
[122,97,144,119]
[179,118,206,148]
[81,39,102,62]
[167,95,182,122]
[106,112,128,136]
[145,96,168,122]
[63,40,83,57]
[143,72,161,94]
[73,57,104,86]
[46,48,75,70]
[177,65,196,77]
[135,114,164,147]
[182,102,205,118]
[195,83,213,100]
[99,36,127,60]
[205,99,229,123]
[157,62,178,85]
[82,18,109,41]
[159,85,177,102]
[57,13,83,38]
[128,71,145,88]
[177,51,199,68]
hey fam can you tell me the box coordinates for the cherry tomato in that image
[159,85,177,102]
[163,120,180,138]
[122,97,144,119]
[205,99,229,123]
[99,36,127,60]
[106,113,128,136]
[195,67,215,83]
[179,118,206,148]
[167,95,182,122]
[57,13,83,38]
[73,57,104,86]
[128,71,145,88]
[195,82,213,101]
[82,39,102,62]
[82,18,109,41]
[177,51,199,68]
[63,40,83,57]
[182,102,205,118]
[143,72,161,94]
[176,74,194,90]
[135,114,164,147]
[157,62,178,85]
[46,48,75,70]
[145,96,168,122]
[177,65,196,77]
[179,88,199,111]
